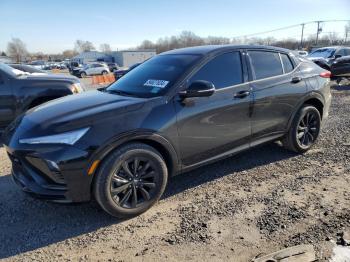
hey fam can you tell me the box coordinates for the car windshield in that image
[106,54,200,98]
[0,63,29,77]
[308,48,336,58]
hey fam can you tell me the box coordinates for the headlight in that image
[70,83,84,94]
[19,127,90,145]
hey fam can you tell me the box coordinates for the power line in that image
[232,20,350,39]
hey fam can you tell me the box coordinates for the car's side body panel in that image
[0,73,16,128]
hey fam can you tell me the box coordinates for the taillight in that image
[319,71,332,78]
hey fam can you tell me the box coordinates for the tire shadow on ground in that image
[164,142,296,198]
[0,141,296,259]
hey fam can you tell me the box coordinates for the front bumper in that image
[5,144,93,203]
[71,70,82,77]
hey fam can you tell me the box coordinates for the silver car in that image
[80,63,110,77]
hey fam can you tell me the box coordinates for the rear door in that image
[175,51,252,166]
[94,64,104,74]
[85,64,94,75]
[0,72,16,128]
[247,50,307,142]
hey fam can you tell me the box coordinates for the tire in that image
[102,70,108,75]
[80,72,87,78]
[93,143,168,218]
[282,105,321,153]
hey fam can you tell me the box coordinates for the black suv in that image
[307,46,350,68]
[0,63,84,131]
[3,45,332,218]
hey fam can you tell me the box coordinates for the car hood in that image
[17,90,146,135]
[23,73,79,82]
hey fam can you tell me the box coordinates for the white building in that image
[110,50,156,67]
[70,50,156,67]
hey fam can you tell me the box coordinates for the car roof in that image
[315,46,350,50]
[160,45,292,56]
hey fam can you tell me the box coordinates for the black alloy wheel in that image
[296,110,320,148]
[282,105,321,153]
[110,156,158,209]
[94,143,168,218]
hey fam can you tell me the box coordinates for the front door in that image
[174,51,252,167]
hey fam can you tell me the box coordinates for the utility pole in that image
[300,23,305,49]
[315,21,322,46]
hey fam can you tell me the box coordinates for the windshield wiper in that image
[106,89,139,97]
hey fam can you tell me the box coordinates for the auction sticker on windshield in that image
[144,79,169,88]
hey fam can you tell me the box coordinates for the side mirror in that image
[179,80,215,98]
[334,54,342,59]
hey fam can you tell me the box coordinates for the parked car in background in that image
[9,64,47,74]
[113,63,141,80]
[0,63,84,131]
[107,63,119,72]
[28,60,46,69]
[295,50,308,57]
[307,46,350,68]
[330,55,350,84]
[71,63,110,78]
[3,45,332,218]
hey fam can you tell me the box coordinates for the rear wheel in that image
[94,143,168,218]
[80,72,87,78]
[102,70,108,75]
[282,105,321,153]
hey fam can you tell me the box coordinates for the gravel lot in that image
[0,84,349,261]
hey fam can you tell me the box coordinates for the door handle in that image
[234,90,250,99]
[291,77,302,83]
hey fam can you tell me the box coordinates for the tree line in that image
[2,25,349,63]
[2,39,112,63]
[137,30,349,53]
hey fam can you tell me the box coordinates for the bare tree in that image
[139,40,156,50]
[345,22,350,43]
[100,43,112,53]
[62,49,78,58]
[74,40,95,53]
[7,38,28,62]
[205,36,230,45]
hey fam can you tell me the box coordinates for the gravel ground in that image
[0,85,349,261]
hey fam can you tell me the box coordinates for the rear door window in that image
[248,51,283,80]
[280,53,294,73]
[190,52,243,89]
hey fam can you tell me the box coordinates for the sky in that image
[0,0,349,53]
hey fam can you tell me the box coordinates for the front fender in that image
[86,130,180,177]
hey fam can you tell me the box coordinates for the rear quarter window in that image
[248,51,283,80]
[280,53,294,73]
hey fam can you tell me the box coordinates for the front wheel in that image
[93,143,168,218]
[80,72,87,78]
[102,70,108,75]
[282,105,321,153]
